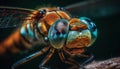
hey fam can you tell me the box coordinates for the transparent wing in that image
[0,6,35,28]
[65,0,120,18]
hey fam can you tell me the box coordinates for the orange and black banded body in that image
[0,7,81,55]
[0,7,98,69]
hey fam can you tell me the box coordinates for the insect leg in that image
[12,46,50,69]
[81,53,94,66]
[58,49,79,66]
[39,48,55,69]
[74,53,94,69]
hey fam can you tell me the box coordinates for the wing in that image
[65,0,120,18]
[0,6,35,28]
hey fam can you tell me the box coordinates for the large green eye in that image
[48,19,69,49]
[80,17,97,46]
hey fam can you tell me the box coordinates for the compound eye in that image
[80,17,97,46]
[80,17,97,31]
[48,19,69,49]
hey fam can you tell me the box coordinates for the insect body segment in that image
[0,7,71,55]
[0,7,97,69]
[64,18,92,55]
[80,17,97,46]
[20,8,71,48]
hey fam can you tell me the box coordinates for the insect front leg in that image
[12,46,50,69]
[78,53,94,66]
[58,49,80,68]
[72,53,94,69]
[62,48,93,69]
[39,48,55,69]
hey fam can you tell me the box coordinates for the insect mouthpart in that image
[48,19,69,49]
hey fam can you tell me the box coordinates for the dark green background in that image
[0,0,120,69]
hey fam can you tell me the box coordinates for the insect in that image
[0,6,97,69]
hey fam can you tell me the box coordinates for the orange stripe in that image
[0,45,6,55]
[0,29,23,55]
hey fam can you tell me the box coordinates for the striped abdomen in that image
[0,22,46,55]
[0,7,71,55]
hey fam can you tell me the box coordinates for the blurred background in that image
[0,0,120,69]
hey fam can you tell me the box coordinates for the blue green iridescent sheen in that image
[48,19,69,49]
[80,17,97,46]
[66,30,91,47]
